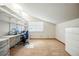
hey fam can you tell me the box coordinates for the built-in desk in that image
[0,34,22,56]
[4,34,22,48]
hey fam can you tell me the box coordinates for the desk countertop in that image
[0,37,9,42]
[0,34,21,42]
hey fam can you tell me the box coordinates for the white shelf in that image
[0,6,27,26]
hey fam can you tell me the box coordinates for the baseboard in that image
[30,38,65,44]
[54,38,65,45]
[65,49,71,56]
[30,38,56,40]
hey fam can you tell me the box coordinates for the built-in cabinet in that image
[9,35,21,48]
[0,38,10,56]
[0,35,21,56]
[15,35,21,44]
[65,28,79,56]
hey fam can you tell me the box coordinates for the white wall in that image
[56,18,79,43]
[0,13,10,36]
[0,21,9,36]
[29,16,56,38]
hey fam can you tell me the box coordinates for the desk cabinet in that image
[9,35,21,48]
[0,39,10,56]
[9,37,16,48]
[15,35,21,44]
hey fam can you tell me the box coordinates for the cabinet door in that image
[15,36,21,44]
[10,37,16,47]
[0,40,10,56]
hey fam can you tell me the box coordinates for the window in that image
[28,22,44,32]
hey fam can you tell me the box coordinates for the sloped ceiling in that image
[19,3,79,24]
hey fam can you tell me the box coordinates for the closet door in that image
[65,28,79,56]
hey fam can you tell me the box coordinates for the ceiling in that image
[19,3,79,24]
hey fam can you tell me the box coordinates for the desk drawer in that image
[0,44,9,56]
[0,40,9,49]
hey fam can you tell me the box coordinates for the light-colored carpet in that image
[10,38,70,56]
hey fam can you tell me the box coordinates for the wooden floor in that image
[10,38,70,56]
